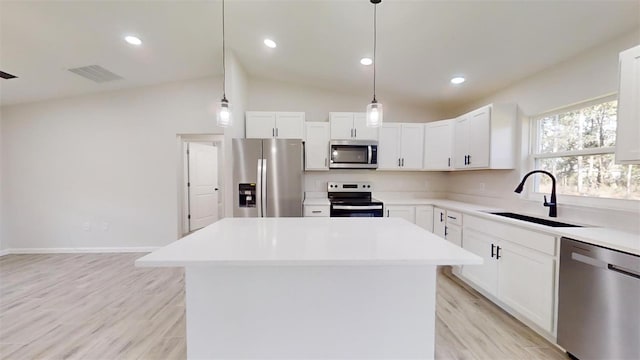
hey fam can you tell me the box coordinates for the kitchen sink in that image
[488,212,583,227]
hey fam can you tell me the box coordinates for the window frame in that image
[525,94,639,211]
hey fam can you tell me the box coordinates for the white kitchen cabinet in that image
[461,228,499,296]
[385,205,416,223]
[303,205,330,217]
[433,207,446,238]
[453,104,516,170]
[615,45,640,164]
[245,111,304,139]
[304,122,330,170]
[432,207,461,246]
[497,240,555,332]
[459,215,557,334]
[378,123,424,170]
[423,119,454,170]
[329,112,378,140]
[415,206,434,232]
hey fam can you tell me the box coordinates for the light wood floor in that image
[0,253,567,359]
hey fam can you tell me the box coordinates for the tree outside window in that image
[533,98,640,200]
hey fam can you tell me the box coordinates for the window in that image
[532,96,640,201]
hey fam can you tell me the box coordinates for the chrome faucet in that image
[514,170,557,217]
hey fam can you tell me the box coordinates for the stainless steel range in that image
[328,181,383,217]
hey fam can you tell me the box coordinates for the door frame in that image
[177,134,225,237]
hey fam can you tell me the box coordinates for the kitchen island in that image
[136,217,482,359]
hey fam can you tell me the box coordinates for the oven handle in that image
[332,205,383,210]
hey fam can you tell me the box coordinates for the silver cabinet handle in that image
[312,210,322,214]
[276,128,279,137]
[354,128,357,138]
[324,158,328,167]
[447,215,457,220]
[350,128,354,138]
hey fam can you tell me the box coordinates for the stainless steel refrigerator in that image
[233,139,303,217]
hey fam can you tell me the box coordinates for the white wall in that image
[1,76,227,250]
[444,29,640,232]
[248,77,446,123]
[0,109,4,252]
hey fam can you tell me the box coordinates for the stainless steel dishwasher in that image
[558,237,640,360]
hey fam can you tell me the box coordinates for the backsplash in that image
[304,171,448,193]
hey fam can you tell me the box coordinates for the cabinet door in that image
[385,205,416,223]
[433,207,446,238]
[378,124,401,170]
[415,206,434,232]
[498,240,555,332]
[329,112,354,139]
[423,120,454,170]
[246,112,276,139]
[615,45,640,164]
[353,112,379,140]
[453,115,469,169]
[445,223,462,247]
[275,112,304,139]
[461,228,498,296]
[305,122,330,170]
[466,106,491,168]
[400,124,424,169]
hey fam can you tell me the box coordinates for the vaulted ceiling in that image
[1,0,638,109]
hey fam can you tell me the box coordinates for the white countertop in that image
[136,217,483,267]
[373,196,640,256]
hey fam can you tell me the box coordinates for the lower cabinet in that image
[303,205,330,217]
[460,215,557,334]
[432,207,462,246]
[385,205,416,223]
[415,206,434,231]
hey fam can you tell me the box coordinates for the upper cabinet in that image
[453,104,517,170]
[615,45,640,164]
[423,119,454,170]
[329,112,379,140]
[378,123,424,170]
[246,111,305,139]
[304,122,330,171]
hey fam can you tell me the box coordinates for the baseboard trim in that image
[1,247,159,255]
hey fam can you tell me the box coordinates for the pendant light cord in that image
[222,0,227,101]
[372,2,377,103]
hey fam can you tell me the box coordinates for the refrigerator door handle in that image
[257,159,263,217]
[262,159,267,216]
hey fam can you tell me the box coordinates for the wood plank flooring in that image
[0,253,567,359]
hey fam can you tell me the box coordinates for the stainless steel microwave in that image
[329,140,378,169]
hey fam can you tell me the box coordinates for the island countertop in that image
[135,217,482,267]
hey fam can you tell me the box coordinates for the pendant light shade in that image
[217,0,232,128]
[217,97,232,127]
[366,0,383,128]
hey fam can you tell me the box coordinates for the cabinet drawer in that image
[304,205,330,217]
[465,215,557,256]
[446,210,463,226]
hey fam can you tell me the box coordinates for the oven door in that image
[330,204,383,217]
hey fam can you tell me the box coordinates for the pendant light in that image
[366,0,383,128]
[217,0,232,127]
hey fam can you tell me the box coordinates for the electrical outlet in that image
[102,222,110,231]
[82,222,91,231]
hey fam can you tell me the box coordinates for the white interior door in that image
[188,142,219,231]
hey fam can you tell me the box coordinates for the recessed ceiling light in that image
[125,36,142,46]
[451,76,466,85]
[360,57,373,66]
[264,39,277,48]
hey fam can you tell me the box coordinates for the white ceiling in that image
[1,0,638,109]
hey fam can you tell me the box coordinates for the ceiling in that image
[1,0,639,109]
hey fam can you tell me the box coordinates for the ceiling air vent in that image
[0,70,18,79]
[68,65,123,83]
